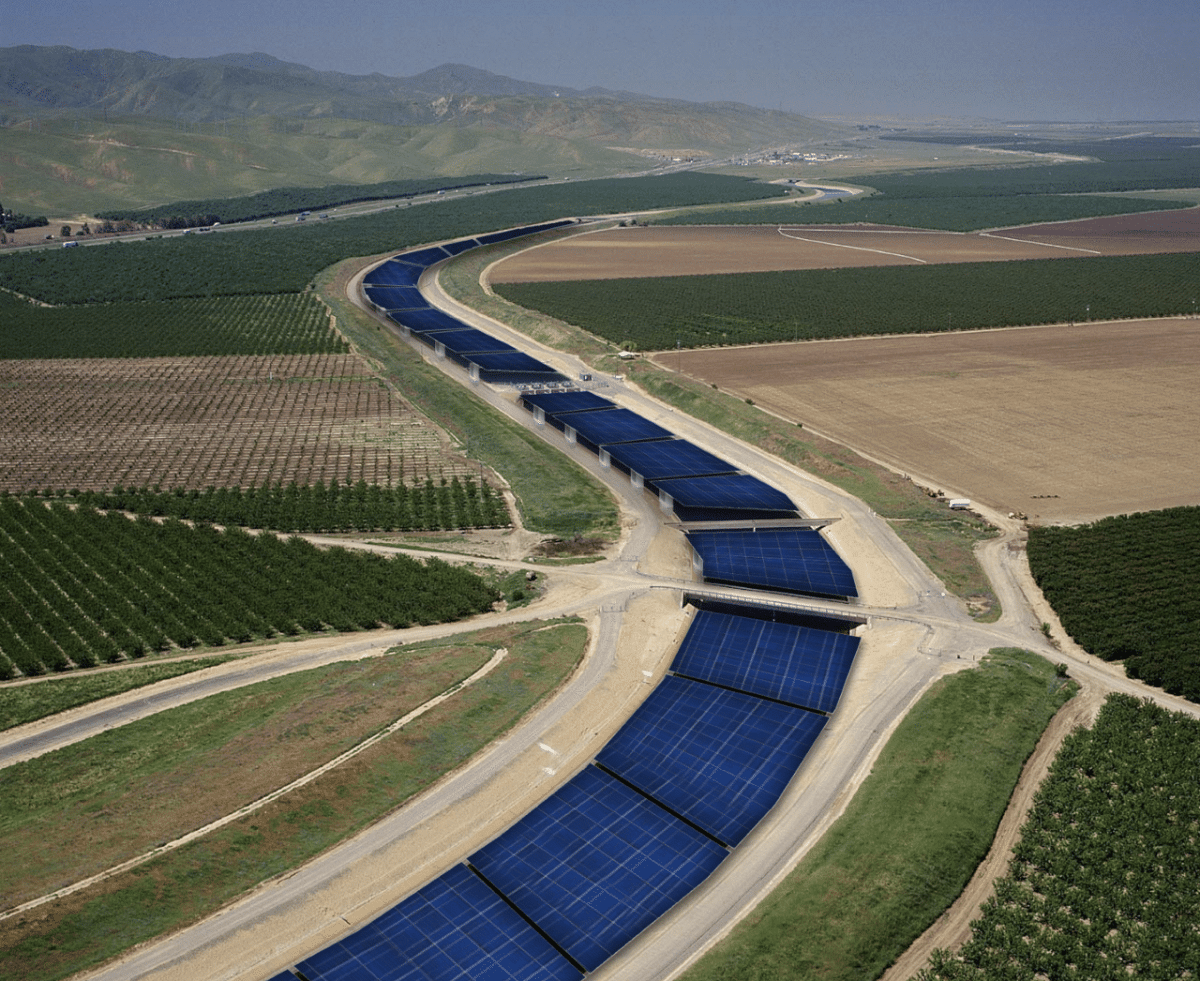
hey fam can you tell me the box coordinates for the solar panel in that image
[425,329,519,354]
[654,474,797,514]
[441,238,480,256]
[477,220,574,246]
[686,528,858,598]
[596,675,826,845]
[521,391,617,415]
[393,245,452,267]
[604,439,737,481]
[469,765,726,972]
[560,408,674,447]
[672,609,860,713]
[364,261,423,288]
[294,863,581,981]
[389,307,471,334]
[464,351,560,373]
[365,285,427,310]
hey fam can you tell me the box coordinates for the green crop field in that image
[1028,506,1200,702]
[494,252,1199,350]
[920,693,1200,981]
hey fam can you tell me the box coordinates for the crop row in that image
[920,693,1200,980]
[0,498,498,678]
[0,291,344,359]
[1027,506,1200,701]
[27,475,510,532]
[494,252,1200,350]
[0,353,471,493]
[95,174,536,227]
[656,193,1187,232]
[0,173,786,305]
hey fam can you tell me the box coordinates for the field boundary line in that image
[977,231,1102,254]
[775,226,927,263]
[0,645,510,922]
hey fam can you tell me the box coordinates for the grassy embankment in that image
[0,618,587,981]
[0,655,237,731]
[436,244,999,617]
[681,649,1076,981]
[317,260,619,542]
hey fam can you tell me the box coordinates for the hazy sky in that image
[7,0,1198,120]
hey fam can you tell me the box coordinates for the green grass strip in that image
[680,649,1076,981]
[0,656,237,732]
[0,619,587,981]
[319,263,619,539]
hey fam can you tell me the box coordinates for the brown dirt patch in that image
[673,318,1200,524]
[488,209,1200,283]
[0,354,476,492]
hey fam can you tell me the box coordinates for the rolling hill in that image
[0,45,845,214]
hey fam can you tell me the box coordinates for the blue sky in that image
[7,0,1198,120]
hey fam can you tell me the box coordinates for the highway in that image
[33,224,1196,981]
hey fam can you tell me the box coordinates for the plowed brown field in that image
[489,208,1200,281]
[0,354,474,493]
[494,209,1200,523]
[670,318,1200,523]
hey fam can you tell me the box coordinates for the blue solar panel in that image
[687,528,858,598]
[522,391,617,415]
[654,474,796,514]
[365,285,427,310]
[295,864,581,981]
[596,675,826,845]
[425,329,519,354]
[441,238,480,256]
[364,261,423,288]
[265,973,297,981]
[469,765,726,971]
[604,439,737,481]
[389,307,471,334]
[672,609,860,713]
[464,351,560,373]
[560,408,674,447]
[477,220,574,246]
[393,245,452,267]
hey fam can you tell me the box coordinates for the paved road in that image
[55,230,1200,981]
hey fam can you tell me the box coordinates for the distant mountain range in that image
[0,45,841,153]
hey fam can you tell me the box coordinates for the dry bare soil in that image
[0,353,477,493]
[489,209,1200,281]
[493,210,1200,523]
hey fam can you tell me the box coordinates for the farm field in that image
[489,207,1200,282]
[670,318,1200,523]
[0,353,476,493]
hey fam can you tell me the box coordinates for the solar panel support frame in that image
[599,448,611,469]
[660,491,673,514]
[631,470,644,491]
[564,425,576,445]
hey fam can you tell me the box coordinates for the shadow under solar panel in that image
[671,609,860,714]
[469,765,726,972]
[596,675,827,845]
[294,863,582,981]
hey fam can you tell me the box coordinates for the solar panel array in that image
[269,220,870,980]
[294,863,581,981]
[560,408,674,447]
[604,439,736,481]
[655,473,797,516]
[365,285,427,310]
[687,527,858,598]
[672,609,860,714]
[521,391,616,415]
[596,674,826,845]
[470,765,727,972]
